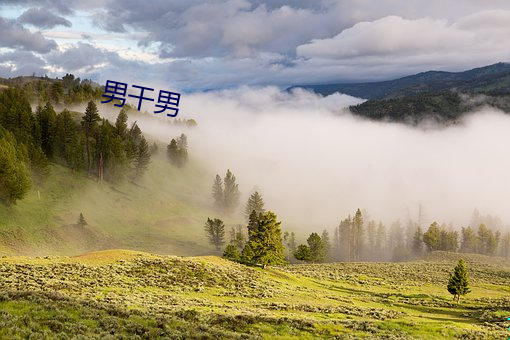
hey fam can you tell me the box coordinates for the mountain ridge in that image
[289,62,510,99]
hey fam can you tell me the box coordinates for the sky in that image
[1,0,510,91]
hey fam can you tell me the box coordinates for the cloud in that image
[0,50,46,76]
[47,42,108,72]
[296,12,510,80]
[18,7,72,29]
[0,16,57,53]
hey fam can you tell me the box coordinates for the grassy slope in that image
[0,152,227,256]
[0,250,508,339]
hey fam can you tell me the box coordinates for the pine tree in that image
[338,216,352,261]
[412,226,423,254]
[460,226,478,253]
[212,174,224,210]
[352,209,364,261]
[240,243,255,264]
[307,232,325,263]
[0,132,31,205]
[78,213,87,226]
[321,230,331,262]
[223,169,240,214]
[223,244,240,262]
[115,109,128,137]
[204,218,225,251]
[423,222,441,251]
[229,225,246,251]
[447,259,471,303]
[134,136,151,180]
[294,244,312,262]
[166,134,188,167]
[244,191,265,220]
[245,211,286,268]
[82,101,100,174]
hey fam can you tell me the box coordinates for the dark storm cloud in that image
[18,7,72,29]
[0,17,57,53]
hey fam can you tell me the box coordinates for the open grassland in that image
[0,154,226,257]
[0,250,509,339]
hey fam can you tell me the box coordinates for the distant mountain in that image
[289,62,510,100]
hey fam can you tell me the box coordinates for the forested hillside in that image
[290,63,510,124]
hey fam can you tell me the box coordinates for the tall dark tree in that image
[167,134,188,167]
[36,102,57,158]
[412,226,423,254]
[283,231,297,262]
[321,229,331,262]
[115,109,128,137]
[81,100,100,174]
[134,136,151,180]
[212,174,224,210]
[447,259,471,303]
[352,209,364,261]
[307,232,325,263]
[294,244,312,262]
[223,169,240,214]
[423,222,441,251]
[229,225,246,251]
[244,191,265,221]
[223,244,240,262]
[244,211,286,268]
[460,226,478,253]
[55,109,80,168]
[338,216,352,261]
[204,218,225,251]
[0,131,31,205]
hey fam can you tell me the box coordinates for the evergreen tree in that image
[134,136,151,180]
[78,213,87,226]
[245,211,285,268]
[212,174,224,211]
[36,102,57,158]
[352,209,364,261]
[223,244,240,262]
[166,134,188,167]
[229,225,246,251]
[0,132,31,205]
[447,259,471,303]
[244,191,265,220]
[115,109,128,137]
[223,169,240,214]
[375,222,387,258]
[423,222,441,251]
[55,109,80,168]
[412,226,423,254]
[240,243,255,264]
[247,210,259,241]
[307,232,325,263]
[294,244,312,262]
[460,226,478,253]
[204,218,225,251]
[81,101,100,174]
[338,216,352,261]
[321,229,331,262]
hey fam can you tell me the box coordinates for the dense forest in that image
[0,78,152,206]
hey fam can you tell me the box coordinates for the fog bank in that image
[108,87,510,231]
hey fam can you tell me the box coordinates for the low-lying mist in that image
[98,87,510,232]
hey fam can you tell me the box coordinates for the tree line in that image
[295,209,510,263]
